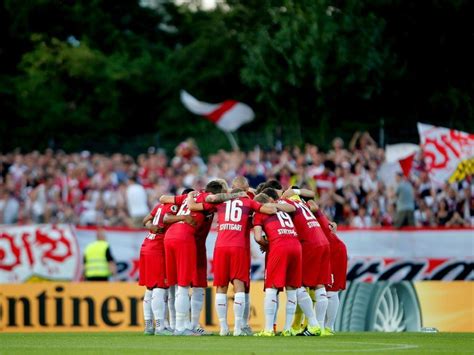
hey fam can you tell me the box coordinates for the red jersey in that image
[145,202,179,241]
[212,197,262,249]
[195,191,216,244]
[283,199,329,247]
[253,211,299,248]
[165,193,207,241]
[314,210,346,248]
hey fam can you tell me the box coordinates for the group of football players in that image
[138,176,347,337]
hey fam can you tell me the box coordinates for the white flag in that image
[180,90,254,132]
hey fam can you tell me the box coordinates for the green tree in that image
[237,0,391,147]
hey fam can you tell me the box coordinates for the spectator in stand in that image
[313,160,337,198]
[126,175,149,228]
[1,189,20,224]
[327,137,350,165]
[436,199,452,226]
[351,206,372,228]
[414,199,435,227]
[381,203,395,226]
[436,199,469,227]
[394,172,415,228]
[244,160,266,188]
[0,133,472,228]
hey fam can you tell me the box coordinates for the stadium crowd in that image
[1,132,472,227]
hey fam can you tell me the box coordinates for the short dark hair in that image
[182,188,194,195]
[205,181,224,194]
[264,179,282,190]
[262,187,279,201]
[255,182,267,194]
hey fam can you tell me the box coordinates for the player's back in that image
[144,202,178,242]
[254,211,300,249]
[215,196,261,249]
[194,191,216,243]
[165,196,205,241]
[285,199,329,247]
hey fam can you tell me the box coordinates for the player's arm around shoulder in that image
[164,213,196,227]
[258,203,278,214]
[274,200,296,213]
[159,195,175,204]
[186,191,204,211]
[205,191,247,203]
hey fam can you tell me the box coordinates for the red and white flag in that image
[418,123,474,184]
[180,90,255,132]
[385,143,420,177]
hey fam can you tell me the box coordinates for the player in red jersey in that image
[161,189,202,336]
[231,176,256,335]
[309,201,348,335]
[162,182,243,335]
[188,185,276,336]
[252,192,321,337]
[140,200,194,335]
[281,186,332,334]
[189,181,228,334]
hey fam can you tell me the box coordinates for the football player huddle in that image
[138,177,347,337]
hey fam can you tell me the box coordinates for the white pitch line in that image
[3,341,420,352]
[330,342,420,352]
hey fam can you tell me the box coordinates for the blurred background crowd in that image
[1,132,472,228]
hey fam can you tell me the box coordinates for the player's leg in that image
[242,284,251,332]
[291,304,304,332]
[164,288,170,329]
[175,285,192,333]
[256,287,277,336]
[168,286,176,330]
[312,245,331,332]
[282,287,297,334]
[190,245,208,332]
[241,253,252,335]
[282,246,302,336]
[232,279,246,336]
[231,248,250,336]
[273,293,279,333]
[164,240,177,331]
[190,287,205,330]
[296,287,321,335]
[215,286,229,335]
[213,247,232,335]
[152,287,169,334]
[325,291,339,334]
[255,248,283,336]
[143,288,154,335]
[174,240,198,335]
[315,285,329,330]
[152,243,172,335]
[139,246,159,335]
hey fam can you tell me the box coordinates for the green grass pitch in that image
[0,332,472,354]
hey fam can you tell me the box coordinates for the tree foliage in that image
[0,0,472,155]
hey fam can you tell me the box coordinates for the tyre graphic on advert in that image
[335,281,422,332]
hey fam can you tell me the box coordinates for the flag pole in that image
[224,131,240,151]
